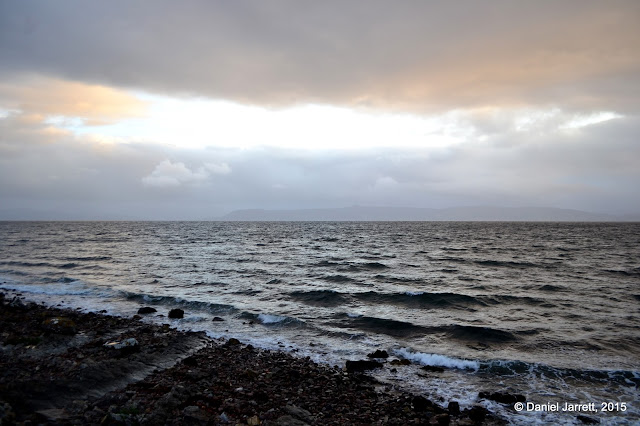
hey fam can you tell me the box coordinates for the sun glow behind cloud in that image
[66,93,625,153]
[71,94,477,151]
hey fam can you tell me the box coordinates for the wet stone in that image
[168,308,184,319]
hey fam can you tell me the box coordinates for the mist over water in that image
[1,221,639,424]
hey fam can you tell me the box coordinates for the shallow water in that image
[1,221,639,424]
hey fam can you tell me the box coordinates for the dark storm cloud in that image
[1,1,639,112]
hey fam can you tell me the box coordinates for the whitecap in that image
[394,347,480,370]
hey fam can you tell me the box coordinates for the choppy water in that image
[1,221,639,424]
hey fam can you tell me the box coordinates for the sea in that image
[0,221,638,425]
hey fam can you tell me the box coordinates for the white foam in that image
[405,291,424,296]
[346,312,363,318]
[258,313,288,324]
[394,347,480,371]
[0,281,93,296]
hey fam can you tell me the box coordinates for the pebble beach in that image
[0,291,505,425]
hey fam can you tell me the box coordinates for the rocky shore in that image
[0,292,505,425]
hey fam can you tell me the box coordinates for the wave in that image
[440,324,519,342]
[603,268,640,277]
[322,275,356,283]
[473,259,540,268]
[539,284,564,292]
[361,262,389,269]
[239,311,305,327]
[289,290,348,307]
[0,259,107,270]
[314,260,344,267]
[64,256,112,262]
[353,291,485,309]
[334,314,427,337]
[124,292,237,313]
[0,260,57,268]
[0,280,100,296]
[480,294,547,306]
[479,359,640,386]
[372,275,424,284]
[394,348,480,370]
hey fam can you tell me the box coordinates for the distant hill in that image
[219,206,625,221]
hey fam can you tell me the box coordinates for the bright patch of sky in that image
[68,94,474,150]
[57,93,623,151]
[560,111,622,130]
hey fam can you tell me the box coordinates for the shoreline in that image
[0,291,504,425]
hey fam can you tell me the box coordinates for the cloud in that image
[0,76,146,126]
[205,162,232,175]
[1,107,639,218]
[1,1,639,218]
[1,1,638,113]
[142,160,211,188]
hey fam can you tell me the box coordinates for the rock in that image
[478,391,525,404]
[183,405,209,422]
[168,308,184,319]
[137,307,157,314]
[275,415,309,426]
[0,402,16,424]
[36,408,68,421]
[432,413,450,425]
[284,405,312,422]
[390,358,412,366]
[577,415,600,424]
[464,406,488,424]
[247,415,261,425]
[225,338,241,346]
[345,360,383,373]
[412,395,432,412]
[103,337,139,355]
[421,365,445,373]
[447,401,460,416]
[367,349,389,359]
[242,368,258,379]
[42,316,77,335]
[182,355,198,367]
[212,316,225,321]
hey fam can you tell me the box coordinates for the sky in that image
[1,1,639,219]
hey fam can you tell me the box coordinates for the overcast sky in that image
[1,1,639,219]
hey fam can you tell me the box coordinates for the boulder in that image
[447,401,460,415]
[345,360,383,373]
[212,316,225,322]
[367,349,389,359]
[137,306,157,314]
[412,395,432,412]
[168,308,184,319]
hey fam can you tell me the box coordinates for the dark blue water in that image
[1,221,639,424]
